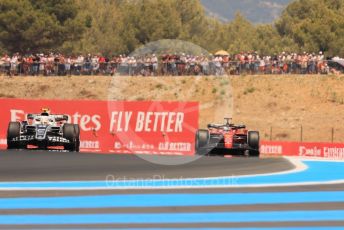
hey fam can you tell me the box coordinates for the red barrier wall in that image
[261,141,344,160]
[0,99,199,155]
[1,98,343,159]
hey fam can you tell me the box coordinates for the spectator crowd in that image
[0,51,343,77]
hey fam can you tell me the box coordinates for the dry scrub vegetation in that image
[1,75,344,142]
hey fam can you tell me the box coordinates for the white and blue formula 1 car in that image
[7,108,80,151]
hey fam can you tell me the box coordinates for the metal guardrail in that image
[265,125,344,143]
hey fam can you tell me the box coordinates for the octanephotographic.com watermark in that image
[105,174,239,187]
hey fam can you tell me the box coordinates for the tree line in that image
[0,0,343,56]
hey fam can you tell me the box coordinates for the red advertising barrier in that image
[261,141,344,160]
[0,99,199,155]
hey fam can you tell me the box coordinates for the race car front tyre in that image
[73,124,80,152]
[63,124,77,152]
[248,131,260,157]
[7,122,21,149]
[195,129,210,155]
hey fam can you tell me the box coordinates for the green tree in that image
[64,0,132,55]
[0,0,84,53]
[225,13,256,53]
[5,0,342,57]
[276,0,344,56]
[254,24,298,55]
[175,0,209,43]
[121,0,183,46]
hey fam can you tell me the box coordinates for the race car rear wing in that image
[208,123,246,130]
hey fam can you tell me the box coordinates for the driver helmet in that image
[223,126,230,131]
[41,108,50,116]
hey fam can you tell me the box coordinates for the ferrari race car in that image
[195,118,260,157]
[7,108,80,151]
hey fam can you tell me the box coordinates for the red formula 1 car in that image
[195,118,260,157]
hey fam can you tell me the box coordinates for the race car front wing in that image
[10,135,71,146]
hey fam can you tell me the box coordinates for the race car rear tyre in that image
[7,122,21,149]
[248,131,260,157]
[73,124,80,152]
[195,129,210,155]
[63,124,76,151]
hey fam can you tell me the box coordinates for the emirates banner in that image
[0,98,199,155]
[261,141,344,160]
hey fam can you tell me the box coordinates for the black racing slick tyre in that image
[7,122,21,149]
[63,124,76,151]
[73,124,80,152]
[195,129,210,155]
[248,131,260,157]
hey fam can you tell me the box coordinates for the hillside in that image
[201,0,292,23]
[1,75,344,142]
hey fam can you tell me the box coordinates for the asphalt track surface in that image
[0,150,293,181]
[0,150,344,229]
